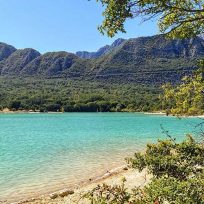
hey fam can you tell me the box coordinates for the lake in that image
[0,113,201,202]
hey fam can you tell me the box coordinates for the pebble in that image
[49,192,58,199]
[58,189,74,197]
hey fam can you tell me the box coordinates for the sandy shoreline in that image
[11,166,150,204]
[1,110,203,118]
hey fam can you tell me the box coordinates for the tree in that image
[95,0,204,115]
[9,100,21,110]
[97,0,204,38]
[162,67,204,115]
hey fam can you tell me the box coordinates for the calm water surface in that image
[0,113,201,202]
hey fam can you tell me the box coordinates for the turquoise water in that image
[0,113,201,202]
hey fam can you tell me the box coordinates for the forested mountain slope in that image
[0,35,203,84]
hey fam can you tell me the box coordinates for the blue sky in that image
[0,0,158,53]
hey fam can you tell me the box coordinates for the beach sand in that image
[15,167,151,204]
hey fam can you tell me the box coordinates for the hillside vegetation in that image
[0,77,161,112]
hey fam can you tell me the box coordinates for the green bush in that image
[84,136,204,204]
[162,68,204,116]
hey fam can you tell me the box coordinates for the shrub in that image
[84,136,204,204]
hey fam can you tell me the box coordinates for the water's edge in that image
[0,113,201,203]
[5,163,128,204]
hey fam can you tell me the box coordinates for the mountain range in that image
[0,34,204,84]
[76,38,126,59]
